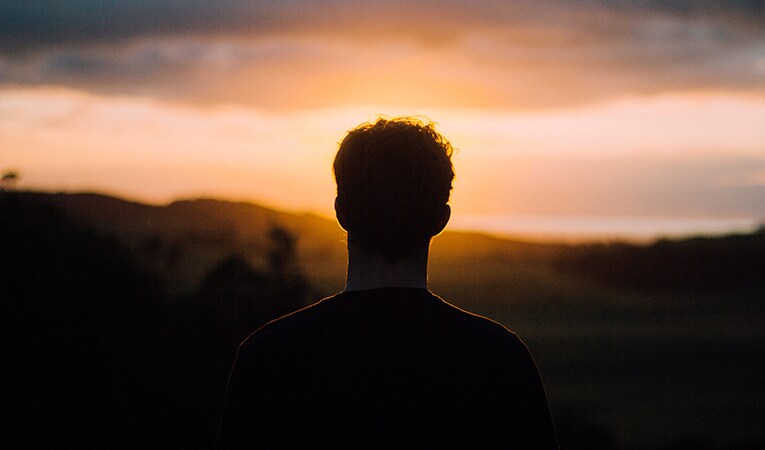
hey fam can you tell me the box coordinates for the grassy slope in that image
[17,190,765,449]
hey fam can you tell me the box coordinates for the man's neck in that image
[343,242,429,292]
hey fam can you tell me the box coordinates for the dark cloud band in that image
[2,0,764,109]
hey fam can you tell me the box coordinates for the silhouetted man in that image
[216,118,558,449]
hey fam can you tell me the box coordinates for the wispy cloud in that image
[2,0,763,109]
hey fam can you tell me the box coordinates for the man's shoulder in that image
[237,288,526,355]
[436,294,521,341]
[238,294,336,351]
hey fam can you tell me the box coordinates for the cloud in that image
[2,1,762,50]
[1,1,764,109]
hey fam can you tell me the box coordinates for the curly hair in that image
[333,117,455,262]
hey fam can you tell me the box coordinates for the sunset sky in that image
[2,1,765,238]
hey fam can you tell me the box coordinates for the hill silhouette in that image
[18,191,570,299]
[2,190,763,449]
[17,191,763,302]
[18,191,346,295]
[1,192,308,449]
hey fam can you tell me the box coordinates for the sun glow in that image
[3,86,765,226]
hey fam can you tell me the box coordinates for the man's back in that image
[217,287,557,449]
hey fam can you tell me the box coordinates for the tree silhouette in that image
[198,225,307,332]
[266,224,307,312]
[268,224,297,277]
[1,170,19,191]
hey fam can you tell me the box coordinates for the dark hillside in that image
[555,230,765,293]
[1,193,307,449]
[21,191,569,298]
[3,190,763,449]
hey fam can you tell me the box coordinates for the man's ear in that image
[334,196,349,232]
[432,204,451,237]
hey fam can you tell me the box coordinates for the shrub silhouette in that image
[554,230,765,293]
[0,195,308,449]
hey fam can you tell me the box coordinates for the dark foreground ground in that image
[2,191,763,449]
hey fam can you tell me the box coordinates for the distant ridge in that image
[8,190,763,300]
[12,191,338,245]
[11,190,559,254]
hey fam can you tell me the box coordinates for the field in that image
[2,191,763,449]
[430,235,765,449]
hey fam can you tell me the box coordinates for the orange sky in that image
[2,1,765,236]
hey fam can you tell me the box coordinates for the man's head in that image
[333,117,455,263]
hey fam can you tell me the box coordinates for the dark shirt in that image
[216,287,558,449]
